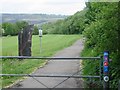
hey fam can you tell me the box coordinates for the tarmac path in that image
[12,39,84,88]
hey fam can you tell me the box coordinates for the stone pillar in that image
[18,25,34,56]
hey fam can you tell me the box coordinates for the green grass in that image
[1,35,81,87]
[81,48,102,88]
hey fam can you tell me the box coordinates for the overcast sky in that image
[1,0,86,15]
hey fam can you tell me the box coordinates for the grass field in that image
[1,35,81,87]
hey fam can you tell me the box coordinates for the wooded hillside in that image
[2,14,67,24]
[42,1,120,88]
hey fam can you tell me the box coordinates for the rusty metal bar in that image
[0,74,100,78]
[0,56,101,60]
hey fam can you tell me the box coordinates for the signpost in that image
[103,51,109,89]
[39,29,42,53]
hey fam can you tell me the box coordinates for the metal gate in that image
[0,51,110,89]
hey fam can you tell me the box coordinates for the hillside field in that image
[1,35,81,87]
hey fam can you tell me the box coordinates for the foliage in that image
[42,10,86,34]
[2,21,41,36]
[2,21,29,36]
[15,21,29,31]
[32,25,39,35]
[2,22,19,36]
[82,2,120,88]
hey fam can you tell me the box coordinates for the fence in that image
[0,53,109,89]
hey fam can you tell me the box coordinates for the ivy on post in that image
[18,24,34,56]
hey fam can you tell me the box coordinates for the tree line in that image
[81,2,120,88]
[1,21,39,36]
[42,10,86,34]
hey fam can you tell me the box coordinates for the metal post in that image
[40,36,42,53]
[100,57,103,84]
[103,51,109,89]
[39,29,42,53]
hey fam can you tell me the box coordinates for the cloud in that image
[1,0,86,15]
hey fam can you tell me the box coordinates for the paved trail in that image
[12,39,84,88]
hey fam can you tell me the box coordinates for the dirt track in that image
[12,39,84,88]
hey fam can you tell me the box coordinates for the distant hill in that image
[1,14,68,25]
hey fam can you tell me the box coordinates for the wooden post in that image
[18,25,34,56]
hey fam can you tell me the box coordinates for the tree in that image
[2,21,29,36]
[32,26,39,35]
[15,21,29,31]
[82,2,119,88]
[41,10,86,34]
[2,22,17,36]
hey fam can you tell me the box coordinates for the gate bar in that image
[0,74,100,78]
[0,56,101,60]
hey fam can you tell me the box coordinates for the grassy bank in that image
[1,35,81,87]
[81,48,102,88]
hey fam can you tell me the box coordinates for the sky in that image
[1,0,86,15]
